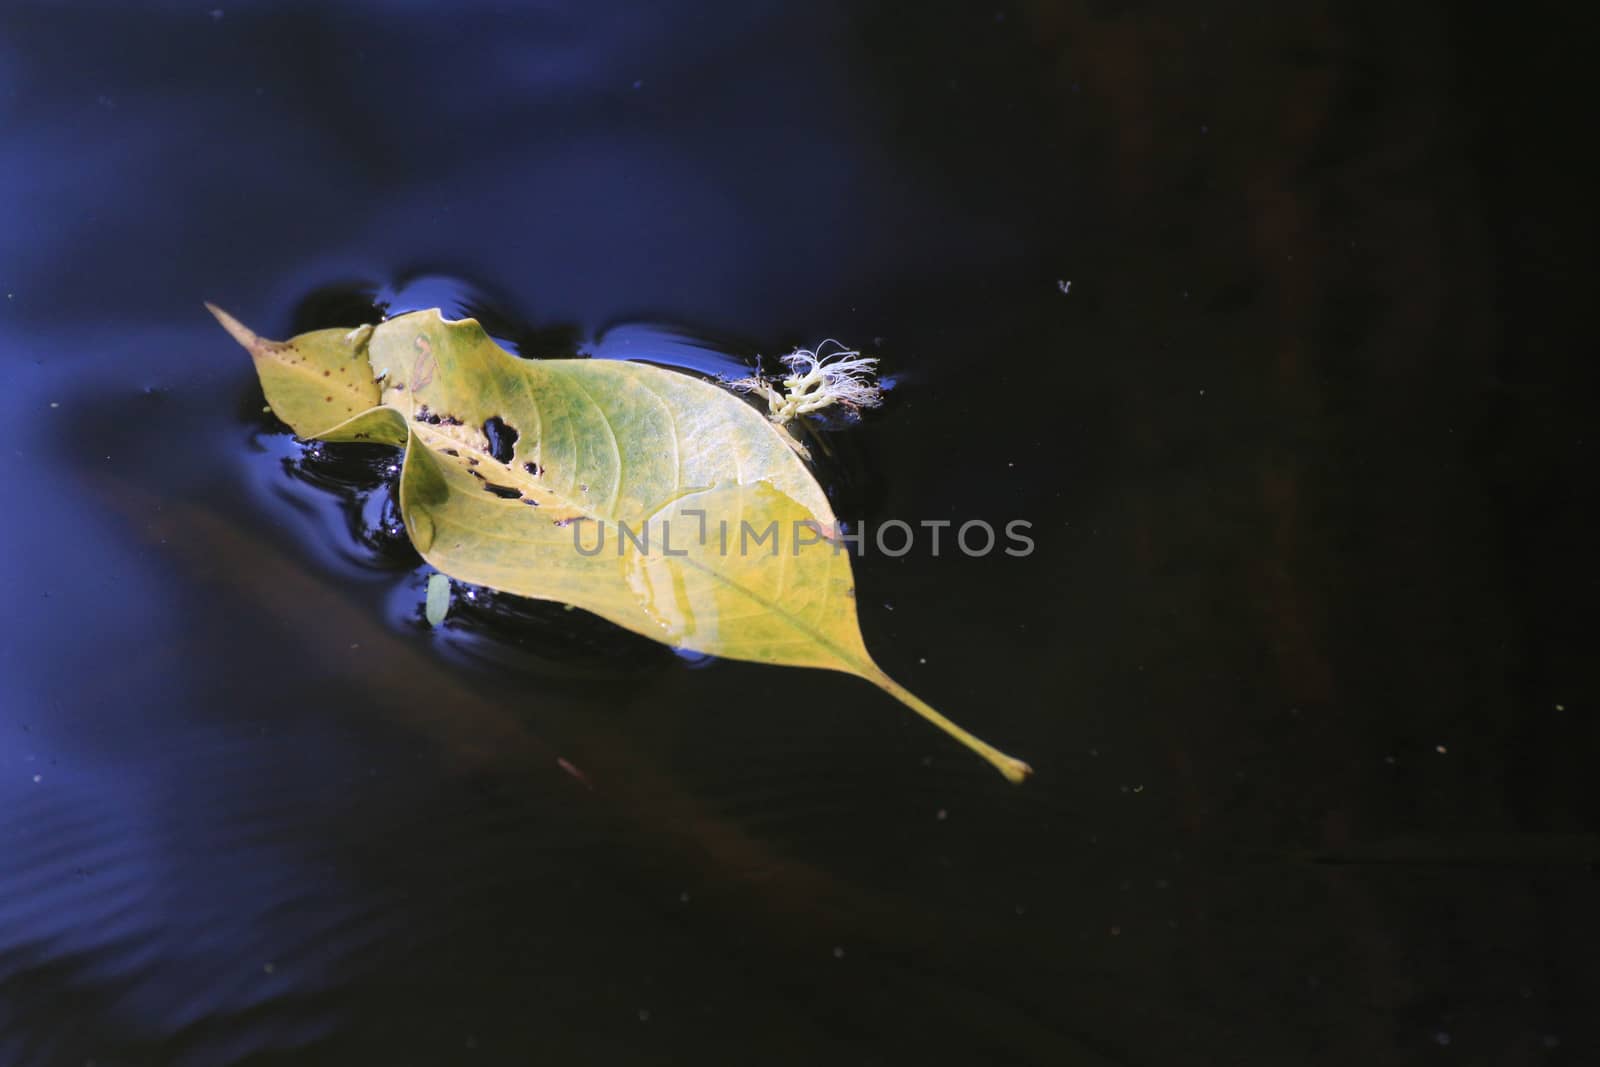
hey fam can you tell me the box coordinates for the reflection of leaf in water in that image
[424,572,450,627]
[209,304,1031,783]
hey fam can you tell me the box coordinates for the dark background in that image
[1,2,1593,1064]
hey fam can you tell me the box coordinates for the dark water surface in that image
[2,3,1594,1064]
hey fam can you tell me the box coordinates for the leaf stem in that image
[866,667,1034,784]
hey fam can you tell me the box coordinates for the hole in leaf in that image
[481,482,522,500]
[482,416,519,464]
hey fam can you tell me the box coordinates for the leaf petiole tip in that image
[866,665,1033,785]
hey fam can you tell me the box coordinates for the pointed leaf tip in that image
[205,302,260,353]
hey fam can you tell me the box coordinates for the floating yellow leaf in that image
[209,304,1031,783]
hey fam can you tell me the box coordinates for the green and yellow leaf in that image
[208,303,1031,783]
